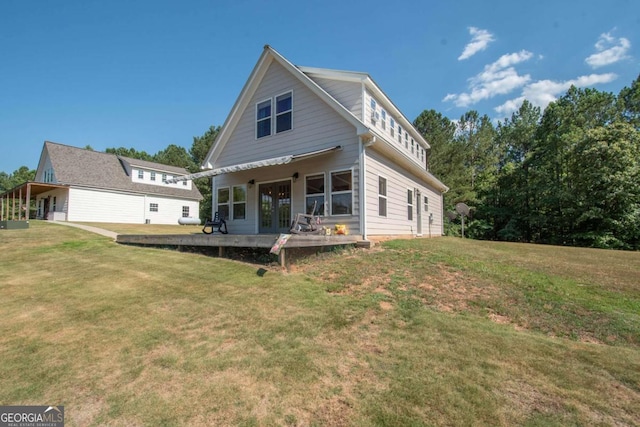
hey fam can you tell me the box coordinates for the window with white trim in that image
[378,176,387,217]
[424,196,429,212]
[150,172,156,181]
[137,169,144,179]
[150,203,158,212]
[411,138,415,154]
[256,99,272,138]
[305,173,325,215]
[330,170,352,215]
[398,125,402,143]
[390,118,395,137]
[232,185,246,220]
[162,173,167,183]
[381,110,387,130]
[276,91,292,133]
[407,189,413,221]
[217,187,230,220]
[182,206,190,217]
[370,98,377,124]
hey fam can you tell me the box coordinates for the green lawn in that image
[1,221,638,426]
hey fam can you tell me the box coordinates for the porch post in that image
[18,187,23,221]
[25,184,31,220]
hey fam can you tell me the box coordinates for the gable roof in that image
[202,45,370,169]
[40,141,202,200]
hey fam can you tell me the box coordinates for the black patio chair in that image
[202,211,228,234]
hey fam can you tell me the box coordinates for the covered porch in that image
[0,182,68,229]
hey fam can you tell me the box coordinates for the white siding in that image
[212,59,362,236]
[66,188,199,225]
[365,90,428,171]
[216,60,358,168]
[364,150,444,237]
[307,77,363,119]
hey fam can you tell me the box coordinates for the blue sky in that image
[1,0,638,174]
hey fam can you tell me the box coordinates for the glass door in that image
[258,180,291,233]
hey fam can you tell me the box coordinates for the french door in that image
[258,180,292,233]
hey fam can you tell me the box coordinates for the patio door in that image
[258,180,291,233]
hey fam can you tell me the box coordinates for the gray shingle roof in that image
[42,141,203,201]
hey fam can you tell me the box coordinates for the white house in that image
[170,46,448,239]
[31,141,202,224]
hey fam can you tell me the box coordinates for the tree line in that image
[2,75,638,250]
[415,75,640,250]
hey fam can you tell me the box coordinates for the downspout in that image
[359,135,376,240]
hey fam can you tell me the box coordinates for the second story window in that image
[390,118,395,137]
[137,170,144,179]
[150,172,156,181]
[256,99,272,138]
[398,125,402,143]
[276,92,292,133]
[381,110,387,130]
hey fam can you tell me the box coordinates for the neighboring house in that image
[171,46,448,239]
[32,141,202,224]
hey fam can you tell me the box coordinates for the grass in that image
[0,221,639,426]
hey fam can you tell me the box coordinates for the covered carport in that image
[0,182,68,228]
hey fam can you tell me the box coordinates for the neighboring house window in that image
[150,172,156,181]
[52,196,57,212]
[424,196,429,212]
[150,203,158,212]
[390,118,395,137]
[232,185,246,220]
[378,176,387,217]
[182,181,187,186]
[256,99,272,138]
[276,91,292,133]
[138,170,144,179]
[305,173,325,215]
[217,187,230,219]
[407,189,413,221]
[330,170,352,215]
[182,206,190,217]
[381,110,387,130]
[162,173,167,183]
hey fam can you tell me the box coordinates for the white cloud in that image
[494,73,618,116]
[585,32,631,68]
[458,27,495,60]
[443,50,533,107]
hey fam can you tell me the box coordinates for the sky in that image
[1,0,638,174]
